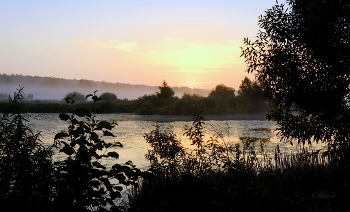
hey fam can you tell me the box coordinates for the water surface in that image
[27,113,322,169]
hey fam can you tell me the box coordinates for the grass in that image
[127,115,350,212]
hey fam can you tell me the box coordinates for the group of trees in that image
[134,78,268,115]
[65,91,118,103]
[60,78,269,115]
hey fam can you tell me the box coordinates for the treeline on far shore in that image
[0,77,269,115]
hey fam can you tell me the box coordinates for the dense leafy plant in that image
[53,91,141,212]
[241,0,350,158]
[0,88,54,211]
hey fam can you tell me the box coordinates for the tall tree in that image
[237,77,267,112]
[241,0,350,157]
[209,84,235,100]
[208,84,235,112]
[156,80,175,100]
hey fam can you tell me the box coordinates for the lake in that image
[27,113,323,169]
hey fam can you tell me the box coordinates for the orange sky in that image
[0,0,282,90]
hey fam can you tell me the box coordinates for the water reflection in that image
[27,113,324,169]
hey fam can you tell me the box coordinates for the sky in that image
[0,0,284,90]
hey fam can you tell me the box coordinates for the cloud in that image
[72,38,137,51]
[143,39,243,70]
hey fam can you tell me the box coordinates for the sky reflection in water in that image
[28,113,324,169]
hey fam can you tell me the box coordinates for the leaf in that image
[93,161,106,169]
[110,192,122,200]
[112,164,122,170]
[73,108,91,117]
[54,132,69,140]
[59,113,70,121]
[113,142,123,147]
[107,151,119,159]
[105,143,112,148]
[116,173,126,182]
[97,121,113,130]
[92,95,101,102]
[73,126,85,137]
[60,143,75,155]
[103,130,115,137]
[85,94,93,99]
[114,186,123,191]
[100,177,113,190]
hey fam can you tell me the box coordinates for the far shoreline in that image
[22,112,269,121]
[110,113,268,122]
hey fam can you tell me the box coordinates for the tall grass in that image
[128,115,350,212]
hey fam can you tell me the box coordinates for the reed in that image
[128,115,350,212]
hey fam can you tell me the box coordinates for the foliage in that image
[156,80,175,100]
[241,0,350,157]
[53,91,141,211]
[236,77,268,113]
[172,93,205,115]
[144,125,185,177]
[0,88,55,211]
[0,88,143,211]
[99,92,118,102]
[209,84,235,100]
[65,91,87,103]
[208,84,236,113]
[0,78,270,115]
[129,114,350,212]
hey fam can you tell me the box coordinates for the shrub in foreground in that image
[129,115,350,212]
[0,89,142,211]
[0,88,55,211]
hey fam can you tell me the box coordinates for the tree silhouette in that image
[64,92,86,103]
[156,80,175,100]
[207,84,235,113]
[209,84,235,100]
[99,92,118,101]
[237,77,267,113]
[241,0,350,157]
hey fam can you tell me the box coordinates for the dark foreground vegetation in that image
[0,77,269,115]
[128,115,350,212]
[0,89,143,211]
[0,88,349,212]
[1,0,350,211]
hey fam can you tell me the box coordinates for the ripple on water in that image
[25,113,323,169]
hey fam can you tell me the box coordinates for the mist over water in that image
[0,74,210,100]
